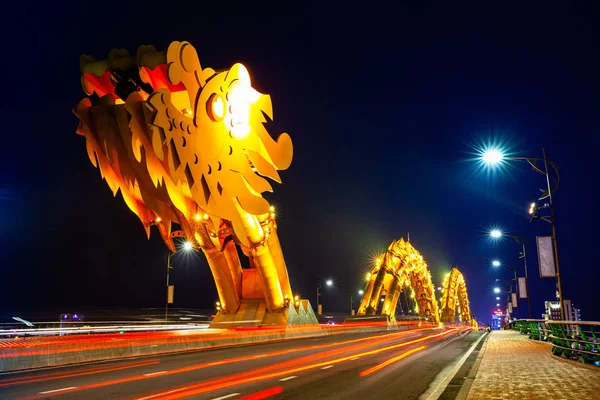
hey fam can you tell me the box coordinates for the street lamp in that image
[358,290,364,295]
[316,279,333,315]
[490,229,502,239]
[492,261,520,319]
[165,240,194,323]
[493,287,501,294]
[482,147,564,320]
[488,229,532,318]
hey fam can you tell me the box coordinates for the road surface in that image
[0,327,483,399]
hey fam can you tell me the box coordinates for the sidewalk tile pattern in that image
[467,330,600,400]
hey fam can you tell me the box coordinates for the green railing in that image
[509,319,600,367]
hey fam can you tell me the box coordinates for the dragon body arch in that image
[439,267,472,323]
[357,238,440,324]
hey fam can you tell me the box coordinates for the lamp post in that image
[489,230,532,319]
[492,260,519,319]
[495,279,515,320]
[316,279,333,315]
[482,148,564,320]
[165,241,194,323]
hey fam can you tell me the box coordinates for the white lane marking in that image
[350,357,360,360]
[279,376,298,381]
[39,387,76,394]
[143,370,167,376]
[321,365,335,369]
[420,332,487,400]
[211,393,240,400]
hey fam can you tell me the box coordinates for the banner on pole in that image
[168,285,175,304]
[512,292,518,307]
[518,277,528,298]
[537,236,556,278]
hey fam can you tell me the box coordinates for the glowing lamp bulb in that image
[155,217,162,223]
[492,260,501,267]
[490,229,502,239]
[482,149,504,165]
[194,214,201,221]
[494,287,501,294]
[183,241,193,251]
[326,279,333,287]
[203,213,209,220]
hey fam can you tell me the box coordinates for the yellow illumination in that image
[365,272,372,281]
[208,94,225,121]
[375,258,381,264]
[294,295,299,301]
[75,40,296,320]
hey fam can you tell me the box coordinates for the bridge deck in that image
[467,330,600,399]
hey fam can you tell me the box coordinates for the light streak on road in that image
[359,346,426,376]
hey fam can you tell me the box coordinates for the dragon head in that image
[143,41,292,244]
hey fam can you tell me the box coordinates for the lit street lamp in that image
[316,279,333,315]
[482,147,564,320]
[358,290,364,295]
[493,287,501,294]
[488,229,532,318]
[490,229,502,239]
[492,261,520,319]
[166,240,194,323]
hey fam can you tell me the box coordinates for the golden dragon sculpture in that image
[74,41,299,321]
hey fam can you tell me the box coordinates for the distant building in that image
[491,309,504,330]
[544,299,580,321]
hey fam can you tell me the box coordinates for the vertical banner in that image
[512,293,518,307]
[508,303,513,314]
[518,277,528,298]
[167,285,175,304]
[537,236,557,278]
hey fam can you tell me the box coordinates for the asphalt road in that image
[0,327,483,400]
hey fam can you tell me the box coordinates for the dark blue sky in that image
[1,3,598,322]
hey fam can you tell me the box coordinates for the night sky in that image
[1,3,598,323]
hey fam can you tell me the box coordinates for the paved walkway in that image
[467,330,600,400]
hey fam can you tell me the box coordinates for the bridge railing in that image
[508,319,600,367]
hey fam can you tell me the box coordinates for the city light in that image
[493,287,500,294]
[183,241,193,251]
[358,290,364,295]
[496,303,500,307]
[490,229,502,239]
[481,148,504,166]
[326,279,333,287]
[365,272,372,281]
[528,202,537,215]
[496,296,500,300]
[492,260,501,267]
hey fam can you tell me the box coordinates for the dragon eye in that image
[207,93,225,121]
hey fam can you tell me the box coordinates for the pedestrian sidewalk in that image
[467,330,600,400]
